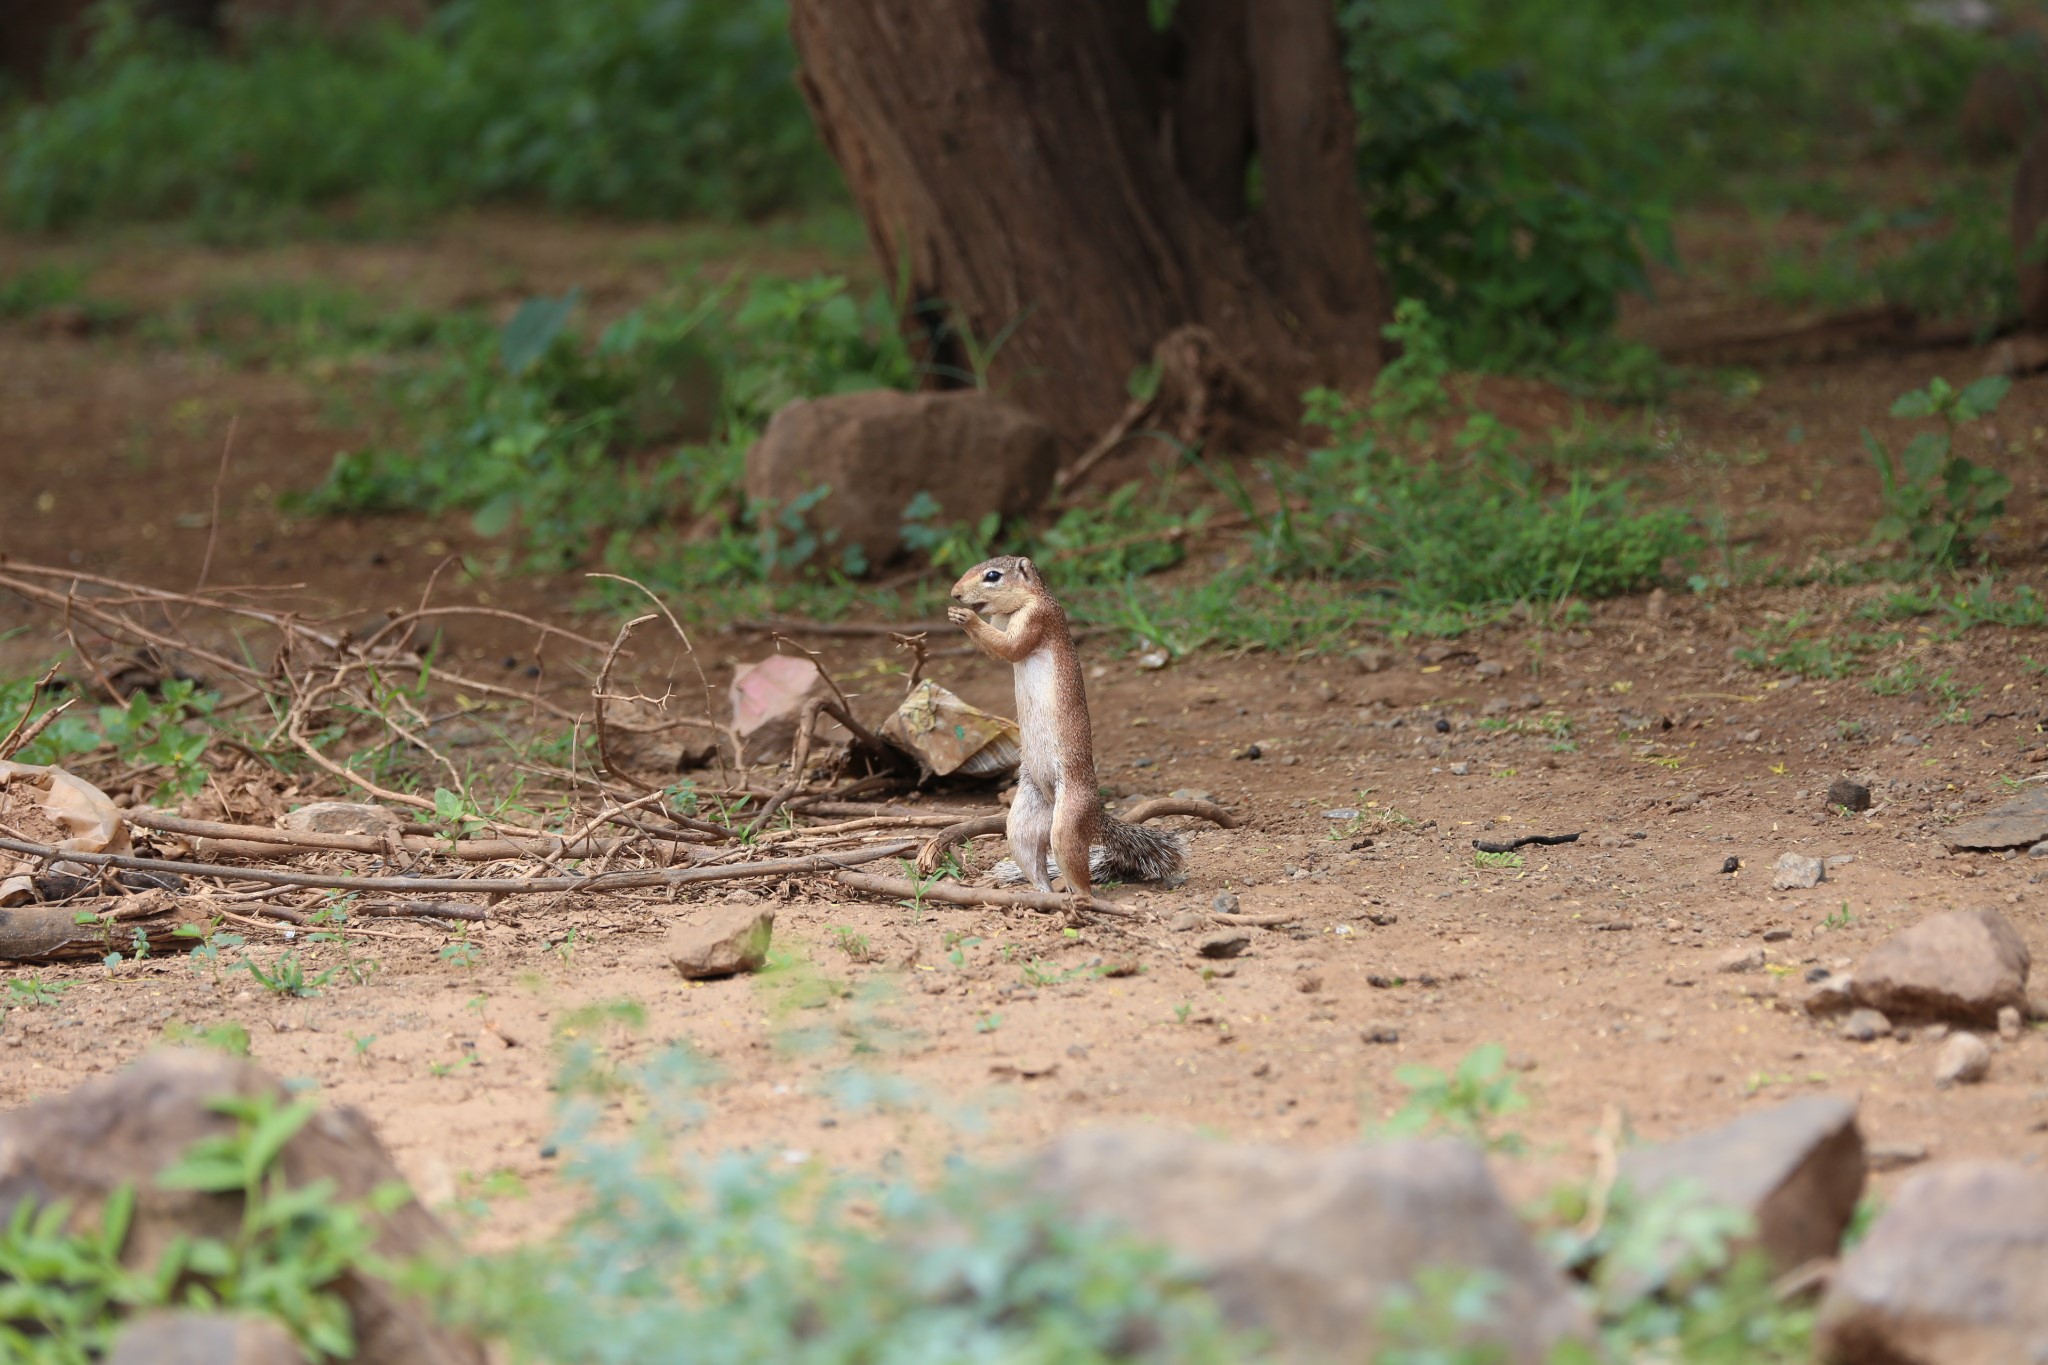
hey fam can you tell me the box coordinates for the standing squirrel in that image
[947,556,1185,901]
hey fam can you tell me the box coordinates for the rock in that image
[1840,1008,1892,1042]
[1826,778,1872,813]
[1361,1023,1400,1045]
[1771,852,1825,890]
[1349,647,1390,674]
[665,903,775,979]
[1719,855,1741,874]
[1616,1094,1865,1283]
[1737,728,1762,744]
[0,1051,481,1365]
[1475,660,1506,679]
[729,655,843,765]
[1762,927,1793,942]
[2033,840,2048,859]
[1169,910,1203,932]
[744,389,1059,569]
[1448,762,1469,777]
[106,1312,308,1365]
[278,801,404,839]
[2000,1005,2024,1041]
[1716,946,1765,974]
[1934,1032,1991,1088]
[1943,787,2048,852]
[1198,930,1250,960]
[1865,1142,1929,1173]
[1034,1128,1588,1363]
[1805,975,1857,1016]
[1817,1161,2048,1364]
[1212,892,1241,914]
[1852,907,2032,1025]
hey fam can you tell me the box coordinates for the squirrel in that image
[947,555,1185,902]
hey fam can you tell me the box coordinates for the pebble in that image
[1737,728,1762,743]
[1826,778,1873,812]
[1212,892,1241,914]
[1172,788,1215,802]
[1323,808,1359,821]
[1922,1022,1951,1044]
[1361,1023,1401,1044]
[1296,974,1323,995]
[1934,1031,1991,1088]
[1804,976,1855,1015]
[2031,840,2048,859]
[1434,718,1451,733]
[1771,852,1826,890]
[2000,1005,2024,1041]
[1198,930,1251,960]
[1840,1008,1892,1042]
[1716,946,1766,974]
[1350,647,1390,674]
[1169,910,1203,932]
[1448,762,1470,776]
[1866,1141,1929,1172]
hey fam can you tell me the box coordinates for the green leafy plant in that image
[6,976,68,1008]
[1866,376,2013,567]
[240,953,336,999]
[1381,1043,1528,1153]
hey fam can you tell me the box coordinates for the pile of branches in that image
[0,561,1239,962]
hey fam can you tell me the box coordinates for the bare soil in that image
[2,209,2046,1248]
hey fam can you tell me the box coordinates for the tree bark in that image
[787,0,1384,458]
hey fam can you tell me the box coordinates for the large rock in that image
[107,1312,308,1365]
[1617,1094,1865,1279]
[729,655,845,765]
[1033,1127,1587,1363]
[744,390,1060,570]
[1943,787,2048,852]
[279,801,405,839]
[666,902,775,979]
[0,1050,480,1365]
[1852,907,2032,1026]
[1817,1161,2048,1365]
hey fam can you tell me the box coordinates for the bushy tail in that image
[991,816,1187,887]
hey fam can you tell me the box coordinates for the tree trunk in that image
[787,0,1384,460]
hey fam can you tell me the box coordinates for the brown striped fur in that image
[948,556,1185,898]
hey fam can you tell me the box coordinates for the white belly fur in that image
[1012,651,1062,791]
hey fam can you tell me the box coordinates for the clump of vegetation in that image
[0,673,221,803]
[1865,375,2013,567]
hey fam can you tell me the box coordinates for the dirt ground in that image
[3,210,2047,1247]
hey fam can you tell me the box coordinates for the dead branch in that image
[595,613,660,792]
[1120,797,1241,828]
[122,810,705,863]
[833,870,1137,919]
[359,899,490,923]
[0,665,69,761]
[914,813,1007,875]
[0,833,915,898]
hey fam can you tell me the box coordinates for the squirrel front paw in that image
[946,605,977,629]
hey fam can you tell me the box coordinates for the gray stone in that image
[1448,762,1470,777]
[1212,892,1241,914]
[1199,930,1251,960]
[1826,778,1872,813]
[1805,975,1857,1016]
[1716,946,1765,974]
[107,1313,308,1365]
[2000,1005,2024,1041]
[1349,648,1390,674]
[2031,840,2048,858]
[1817,1161,2048,1364]
[1943,787,2048,852]
[1853,907,2032,1025]
[0,1051,481,1365]
[1361,1023,1400,1045]
[1934,1032,1991,1088]
[1034,1128,1588,1363]
[278,801,404,839]
[1840,1008,1892,1042]
[744,389,1059,569]
[1169,910,1203,932]
[665,903,775,979]
[1866,1142,1929,1173]
[1771,852,1826,890]
[1617,1094,1866,1278]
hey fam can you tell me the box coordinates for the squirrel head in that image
[950,555,1044,615]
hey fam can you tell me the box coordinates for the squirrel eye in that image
[982,569,1001,583]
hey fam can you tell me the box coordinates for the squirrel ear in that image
[1016,557,1037,580]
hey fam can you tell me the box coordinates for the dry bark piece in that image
[666,903,776,979]
[0,1050,482,1364]
[0,759,129,905]
[879,680,1021,780]
[0,887,192,964]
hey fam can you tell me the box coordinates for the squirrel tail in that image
[1094,814,1187,884]
[990,816,1187,887]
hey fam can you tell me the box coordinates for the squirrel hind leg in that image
[1006,782,1056,892]
[1049,793,1095,902]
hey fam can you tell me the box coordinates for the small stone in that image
[1840,1008,1892,1042]
[1198,930,1251,960]
[1322,808,1360,821]
[1826,779,1873,813]
[279,801,404,839]
[2032,840,2048,858]
[1448,762,1470,776]
[1434,718,1451,734]
[1361,1023,1400,1044]
[1895,732,1921,747]
[2000,1005,2024,1041]
[1763,927,1793,942]
[1315,680,1338,703]
[1169,910,1203,932]
[1349,647,1390,674]
[1771,853,1826,890]
[1212,892,1241,915]
[1824,853,1857,871]
[1476,660,1506,678]
[1865,1141,1929,1172]
[1738,728,1762,743]
[665,904,775,980]
[1297,974,1323,995]
[1922,1022,1951,1043]
[1234,744,1263,760]
[1934,1031,1992,1088]
[1717,946,1766,974]
[1805,976,1857,1016]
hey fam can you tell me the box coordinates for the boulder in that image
[1033,1127,1588,1363]
[1617,1094,1865,1278]
[744,390,1060,570]
[0,1050,481,1365]
[666,903,775,979]
[1852,907,2031,1025]
[278,801,405,839]
[729,655,845,765]
[107,1312,309,1365]
[1818,1161,2048,1365]
[1942,788,2048,852]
